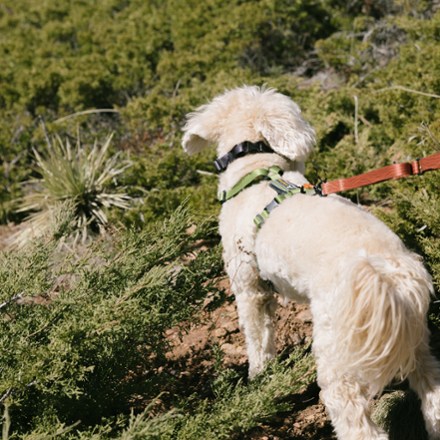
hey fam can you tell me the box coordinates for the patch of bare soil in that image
[0,223,17,250]
[166,278,337,439]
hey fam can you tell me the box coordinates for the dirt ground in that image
[165,277,337,440]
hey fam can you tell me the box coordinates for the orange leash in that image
[321,151,440,196]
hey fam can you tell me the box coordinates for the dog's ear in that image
[182,123,210,155]
[182,105,216,155]
[255,98,315,162]
[182,131,209,155]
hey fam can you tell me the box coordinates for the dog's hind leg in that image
[315,353,389,440]
[409,343,440,440]
[235,288,277,378]
[312,305,389,440]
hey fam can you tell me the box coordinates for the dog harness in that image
[217,165,283,203]
[215,146,321,229]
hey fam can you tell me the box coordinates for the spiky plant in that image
[10,133,132,248]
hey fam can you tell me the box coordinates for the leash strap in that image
[214,141,274,172]
[321,151,440,195]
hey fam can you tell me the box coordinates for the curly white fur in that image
[182,85,440,440]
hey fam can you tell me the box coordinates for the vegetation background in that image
[0,0,439,438]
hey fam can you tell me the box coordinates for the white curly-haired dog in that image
[182,86,440,439]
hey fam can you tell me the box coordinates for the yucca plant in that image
[9,133,132,248]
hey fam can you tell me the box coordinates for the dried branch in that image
[376,85,440,99]
[2,397,11,440]
[54,109,120,124]
[353,95,359,145]
[0,388,12,404]
[0,294,23,312]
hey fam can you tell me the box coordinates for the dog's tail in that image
[335,252,433,395]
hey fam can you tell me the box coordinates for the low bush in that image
[0,206,223,437]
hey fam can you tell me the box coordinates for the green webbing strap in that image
[216,164,319,228]
[217,166,282,203]
[254,181,318,228]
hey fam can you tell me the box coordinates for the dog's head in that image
[182,86,315,163]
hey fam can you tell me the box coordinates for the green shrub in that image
[0,206,223,437]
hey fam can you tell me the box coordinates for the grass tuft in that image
[10,133,132,248]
